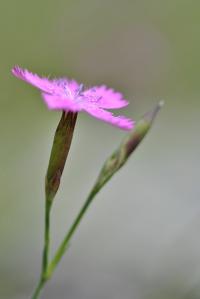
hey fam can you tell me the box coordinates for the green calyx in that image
[45,111,77,201]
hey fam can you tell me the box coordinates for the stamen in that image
[76,83,85,96]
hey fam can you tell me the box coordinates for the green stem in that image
[42,199,52,273]
[31,278,46,299]
[31,198,52,299]
[45,185,100,278]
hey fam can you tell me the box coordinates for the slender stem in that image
[31,185,99,298]
[42,199,52,273]
[45,185,100,278]
[31,198,52,299]
[31,278,46,299]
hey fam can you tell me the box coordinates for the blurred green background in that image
[0,0,199,298]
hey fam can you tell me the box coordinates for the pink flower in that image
[12,66,134,130]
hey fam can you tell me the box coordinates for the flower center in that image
[76,83,84,97]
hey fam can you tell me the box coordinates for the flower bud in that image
[94,101,164,190]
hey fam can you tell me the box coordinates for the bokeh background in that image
[0,0,199,298]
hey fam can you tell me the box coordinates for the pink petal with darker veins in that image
[83,106,134,131]
[12,65,135,131]
[12,66,57,94]
[83,85,129,109]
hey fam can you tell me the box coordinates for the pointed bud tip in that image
[153,99,165,118]
[154,99,165,115]
[143,99,164,124]
[158,99,165,108]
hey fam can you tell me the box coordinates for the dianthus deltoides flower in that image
[12,66,134,130]
[12,66,134,201]
[11,66,163,299]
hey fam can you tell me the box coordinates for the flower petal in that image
[12,66,56,94]
[12,66,135,130]
[83,106,134,130]
[83,85,129,109]
[42,93,81,112]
